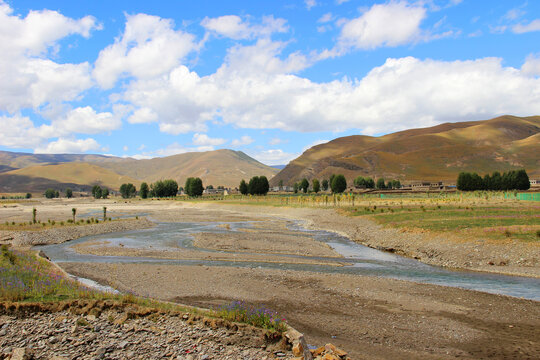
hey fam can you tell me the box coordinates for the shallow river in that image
[37,220,540,301]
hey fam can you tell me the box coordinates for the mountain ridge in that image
[270,115,540,186]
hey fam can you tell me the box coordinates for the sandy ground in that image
[2,199,540,359]
[62,262,540,360]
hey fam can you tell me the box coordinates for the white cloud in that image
[249,149,299,165]
[35,138,101,154]
[318,13,333,23]
[53,106,120,135]
[336,0,351,4]
[201,15,287,40]
[127,107,158,124]
[123,146,129,152]
[333,1,427,54]
[93,13,197,89]
[0,2,98,112]
[305,0,317,10]
[0,114,41,148]
[269,138,286,145]
[118,55,540,136]
[231,135,254,146]
[192,133,226,146]
[512,19,540,34]
[522,54,540,77]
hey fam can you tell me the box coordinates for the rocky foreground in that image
[0,300,290,360]
[0,301,350,360]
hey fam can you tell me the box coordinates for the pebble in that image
[0,309,294,360]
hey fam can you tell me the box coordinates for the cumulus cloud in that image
[305,0,317,10]
[52,106,120,135]
[231,136,254,146]
[192,133,226,146]
[201,15,287,40]
[248,149,299,166]
[331,1,427,54]
[0,2,98,112]
[118,55,540,136]
[34,138,101,154]
[93,13,197,89]
[522,54,540,76]
[512,19,540,34]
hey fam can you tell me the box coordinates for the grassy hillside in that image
[0,149,278,192]
[271,115,540,186]
[95,149,278,188]
[0,163,140,192]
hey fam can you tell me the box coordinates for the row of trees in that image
[91,185,109,199]
[354,176,401,189]
[239,176,270,195]
[457,170,530,191]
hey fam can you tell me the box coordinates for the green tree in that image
[376,178,386,190]
[321,179,329,191]
[44,188,56,199]
[312,179,320,193]
[184,178,203,197]
[65,188,73,198]
[119,183,136,198]
[248,176,269,195]
[330,174,347,193]
[72,208,77,223]
[55,190,60,198]
[293,182,299,193]
[239,179,248,195]
[140,182,149,199]
[32,207,37,224]
[25,193,32,199]
[278,179,284,188]
[91,185,102,199]
[102,188,109,199]
[300,178,309,193]
[515,169,530,190]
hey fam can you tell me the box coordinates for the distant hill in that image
[0,163,141,193]
[94,149,278,188]
[0,149,278,193]
[271,165,287,170]
[270,115,540,186]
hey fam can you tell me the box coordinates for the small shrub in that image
[51,221,55,226]
[86,219,91,224]
[42,223,46,227]
[504,229,512,238]
[60,221,64,226]
[536,230,540,239]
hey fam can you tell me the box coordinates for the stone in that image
[10,348,34,360]
[311,346,326,357]
[293,342,304,357]
[321,354,340,360]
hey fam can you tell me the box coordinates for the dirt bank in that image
[183,202,540,278]
[0,218,154,248]
[62,262,540,360]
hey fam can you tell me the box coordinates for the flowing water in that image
[36,220,540,301]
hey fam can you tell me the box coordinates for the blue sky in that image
[1,0,539,165]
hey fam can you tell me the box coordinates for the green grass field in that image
[178,191,540,243]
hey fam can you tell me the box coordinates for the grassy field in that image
[0,246,287,332]
[179,191,540,243]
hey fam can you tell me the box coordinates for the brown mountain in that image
[0,149,277,193]
[270,115,540,186]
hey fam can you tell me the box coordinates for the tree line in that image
[239,176,270,195]
[457,170,530,191]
